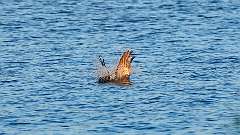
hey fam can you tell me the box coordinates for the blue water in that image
[1,0,240,134]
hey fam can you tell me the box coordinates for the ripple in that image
[0,0,240,134]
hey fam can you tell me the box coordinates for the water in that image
[0,0,240,134]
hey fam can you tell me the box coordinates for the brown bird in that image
[98,49,135,84]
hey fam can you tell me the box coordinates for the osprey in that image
[98,49,135,84]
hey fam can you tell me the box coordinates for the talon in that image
[99,55,105,66]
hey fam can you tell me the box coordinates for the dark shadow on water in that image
[97,81,133,86]
[233,115,240,128]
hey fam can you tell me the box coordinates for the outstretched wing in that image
[115,49,135,81]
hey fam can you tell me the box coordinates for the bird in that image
[98,49,135,84]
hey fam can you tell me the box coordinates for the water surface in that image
[0,0,240,134]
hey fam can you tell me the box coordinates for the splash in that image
[96,56,115,83]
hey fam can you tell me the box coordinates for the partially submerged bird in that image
[97,49,135,84]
